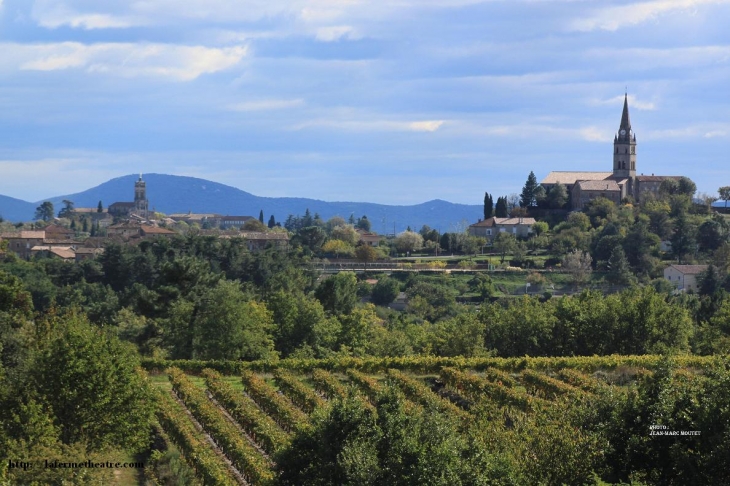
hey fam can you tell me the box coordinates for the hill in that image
[2,174,481,231]
[0,195,36,223]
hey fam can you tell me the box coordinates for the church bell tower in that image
[134,174,149,216]
[613,93,636,180]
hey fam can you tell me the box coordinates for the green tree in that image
[547,182,568,209]
[33,313,154,452]
[371,277,400,306]
[267,290,338,357]
[697,219,725,252]
[193,280,276,360]
[34,201,54,222]
[671,213,697,263]
[495,196,508,218]
[331,225,360,245]
[531,221,548,236]
[259,209,264,223]
[322,239,354,258]
[297,226,328,252]
[315,272,359,315]
[483,192,493,219]
[356,215,371,232]
[58,199,74,218]
[355,244,379,269]
[520,171,539,207]
[493,232,517,263]
[268,214,276,228]
[606,246,635,286]
[394,231,423,254]
[719,186,730,209]
[97,200,103,213]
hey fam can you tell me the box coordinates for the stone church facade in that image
[541,94,679,210]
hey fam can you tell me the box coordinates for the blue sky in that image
[0,0,729,205]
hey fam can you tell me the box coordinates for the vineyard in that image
[145,354,730,485]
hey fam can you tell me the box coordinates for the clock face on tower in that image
[620,129,626,135]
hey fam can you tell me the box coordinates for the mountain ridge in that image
[1,174,481,232]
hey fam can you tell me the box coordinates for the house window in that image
[512,227,516,234]
[486,229,492,235]
[499,228,505,232]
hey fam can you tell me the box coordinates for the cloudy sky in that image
[0,0,729,205]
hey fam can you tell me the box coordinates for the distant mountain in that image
[0,195,36,223]
[1,174,481,232]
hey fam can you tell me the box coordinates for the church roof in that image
[620,93,631,131]
[576,180,621,192]
[541,171,612,185]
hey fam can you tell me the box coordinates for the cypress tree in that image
[495,197,508,218]
[484,192,494,219]
[268,215,276,228]
[259,210,264,223]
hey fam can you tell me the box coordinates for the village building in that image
[468,217,536,242]
[664,265,709,293]
[357,230,381,246]
[541,94,682,209]
[109,175,150,218]
[0,231,47,259]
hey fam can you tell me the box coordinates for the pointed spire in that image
[619,92,631,132]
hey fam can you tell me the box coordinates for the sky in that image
[0,0,729,205]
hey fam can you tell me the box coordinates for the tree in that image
[356,215,371,232]
[315,272,358,315]
[322,239,353,258]
[562,250,593,288]
[194,281,276,360]
[719,186,730,209]
[371,277,400,306]
[493,232,517,263]
[677,176,697,197]
[532,221,549,236]
[495,197,508,218]
[33,313,154,452]
[671,214,697,263]
[355,245,379,269]
[34,201,54,222]
[483,192,493,219]
[331,225,360,245]
[698,265,721,296]
[547,183,568,209]
[97,200,103,213]
[698,219,725,252]
[394,231,423,254]
[268,214,276,228]
[607,246,635,286]
[243,219,267,232]
[520,171,539,207]
[297,226,328,252]
[259,209,265,223]
[58,199,74,218]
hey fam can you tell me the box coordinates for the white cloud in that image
[704,130,727,138]
[8,42,247,81]
[229,99,305,111]
[315,25,357,42]
[570,0,730,32]
[593,95,656,111]
[291,118,446,132]
[409,120,444,132]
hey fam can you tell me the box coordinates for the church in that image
[108,175,150,218]
[540,94,680,210]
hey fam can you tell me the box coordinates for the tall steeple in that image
[619,92,631,134]
[613,92,636,180]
